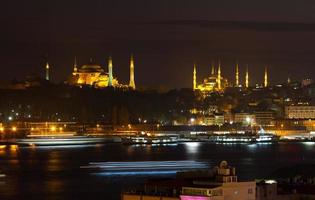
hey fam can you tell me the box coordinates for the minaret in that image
[245,65,249,88]
[193,63,197,91]
[129,55,136,90]
[211,61,215,75]
[235,62,239,86]
[108,56,113,87]
[264,66,268,87]
[217,60,221,90]
[73,57,78,73]
[45,62,50,81]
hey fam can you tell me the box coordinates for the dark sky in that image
[2,0,315,88]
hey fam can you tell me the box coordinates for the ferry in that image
[207,128,279,143]
[122,136,178,145]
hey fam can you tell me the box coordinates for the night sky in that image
[2,0,315,89]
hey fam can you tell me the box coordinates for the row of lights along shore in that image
[0,125,64,132]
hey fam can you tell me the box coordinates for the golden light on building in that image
[45,62,50,81]
[0,127,4,132]
[264,66,268,87]
[193,63,197,91]
[70,56,134,89]
[73,56,78,73]
[245,65,249,88]
[235,62,239,86]
[129,55,136,90]
[108,56,113,86]
[217,60,221,90]
[192,60,228,94]
[10,145,18,152]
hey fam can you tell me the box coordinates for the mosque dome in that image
[79,64,104,73]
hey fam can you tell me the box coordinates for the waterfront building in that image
[70,56,136,89]
[203,114,224,126]
[234,113,256,126]
[285,105,315,119]
[254,111,275,126]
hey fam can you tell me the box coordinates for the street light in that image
[11,126,17,132]
[50,126,56,132]
[245,116,251,124]
[190,118,195,125]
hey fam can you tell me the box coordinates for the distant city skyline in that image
[2,0,315,88]
[3,55,313,89]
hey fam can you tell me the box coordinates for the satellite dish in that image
[219,161,228,168]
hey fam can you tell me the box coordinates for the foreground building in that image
[122,161,256,200]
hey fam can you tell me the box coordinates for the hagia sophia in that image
[45,56,136,90]
[193,61,268,94]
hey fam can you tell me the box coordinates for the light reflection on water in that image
[184,142,200,154]
[19,144,106,149]
[0,142,315,200]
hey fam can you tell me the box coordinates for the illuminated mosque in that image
[192,61,269,94]
[68,56,136,89]
[193,61,228,93]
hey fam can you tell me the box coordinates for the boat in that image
[122,136,178,145]
[207,128,278,143]
[255,127,279,142]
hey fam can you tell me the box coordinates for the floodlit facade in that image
[203,115,224,126]
[193,61,228,94]
[254,111,275,126]
[234,113,256,125]
[70,56,136,89]
[285,105,315,119]
[192,61,268,93]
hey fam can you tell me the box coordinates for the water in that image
[0,142,315,199]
